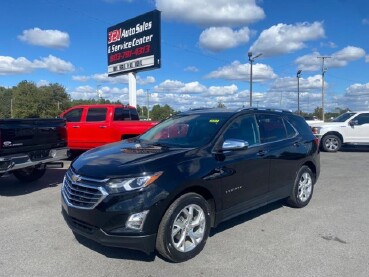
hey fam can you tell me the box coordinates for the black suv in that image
[61,108,320,262]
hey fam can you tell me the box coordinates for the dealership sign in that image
[107,10,161,76]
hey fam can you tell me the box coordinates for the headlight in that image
[106,171,163,193]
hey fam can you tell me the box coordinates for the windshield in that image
[332,112,356,122]
[139,113,230,148]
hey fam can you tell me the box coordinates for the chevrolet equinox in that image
[61,108,320,262]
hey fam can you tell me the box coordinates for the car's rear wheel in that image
[287,165,314,208]
[321,134,342,152]
[13,166,46,183]
[156,193,211,263]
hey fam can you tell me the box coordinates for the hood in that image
[71,140,193,179]
[311,121,349,128]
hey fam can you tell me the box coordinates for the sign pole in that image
[128,72,137,107]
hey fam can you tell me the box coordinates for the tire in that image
[321,134,342,152]
[13,166,46,183]
[287,165,314,208]
[156,193,211,263]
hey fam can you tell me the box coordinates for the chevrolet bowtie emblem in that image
[71,174,81,182]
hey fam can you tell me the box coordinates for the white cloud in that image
[0,56,36,75]
[208,84,238,96]
[0,55,74,75]
[199,27,250,52]
[156,0,265,27]
[269,75,322,93]
[18,28,70,49]
[154,80,207,94]
[362,18,369,25]
[295,46,366,71]
[37,55,75,73]
[72,73,155,85]
[366,55,369,63]
[37,80,50,87]
[330,46,366,66]
[345,83,369,97]
[206,60,277,81]
[250,22,325,57]
[184,66,199,72]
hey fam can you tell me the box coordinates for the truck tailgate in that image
[0,118,67,157]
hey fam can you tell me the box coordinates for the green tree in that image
[12,81,70,118]
[150,104,175,121]
[313,107,323,120]
[0,86,12,118]
[217,101,226,108]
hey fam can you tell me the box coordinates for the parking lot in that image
[1,149,369,277]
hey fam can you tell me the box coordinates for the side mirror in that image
[222,139,249,151]
[349,120,358,126]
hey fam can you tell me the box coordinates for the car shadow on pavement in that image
[73,232,157,262]
[0,168,67,197]
[340,145,369,152]
[210,200,285,237]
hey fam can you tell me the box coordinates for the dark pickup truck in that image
[0,118,69,182]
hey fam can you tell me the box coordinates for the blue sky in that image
[1,0,368,113]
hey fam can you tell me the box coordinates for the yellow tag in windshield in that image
[209,119,220,124]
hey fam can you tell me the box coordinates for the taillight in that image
[314,137,320,146]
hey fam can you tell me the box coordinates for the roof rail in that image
[238,107,293,113]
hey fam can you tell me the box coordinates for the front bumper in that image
[61,187,160,254]
[61,208,156,254]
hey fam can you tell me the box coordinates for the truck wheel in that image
[286,165,314,208]
[13,166,46,183]
[156,193,211,263]
[321,134,342,152]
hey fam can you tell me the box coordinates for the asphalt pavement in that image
[0,150,368,277]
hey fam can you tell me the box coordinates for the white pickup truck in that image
[311,111,369,152]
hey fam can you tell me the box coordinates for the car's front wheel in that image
[156,193,211,262]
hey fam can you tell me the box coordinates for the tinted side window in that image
[287,114,314,138]
[129,108,139,120]
[86,108,107,122]
[113,108,140,121]
[64,108,83,122]
[223,115,260,146]
[114,108,131,121]
[354,113,369,125]
[284,119,297,138]
[257,114,286,143]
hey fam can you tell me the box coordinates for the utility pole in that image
[248,52,262,107]
[10,98,13,118]
[297,70,302,115]
[317,56,331,121]
[146,89,150,120]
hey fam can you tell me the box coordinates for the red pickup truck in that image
[60,104,157,150]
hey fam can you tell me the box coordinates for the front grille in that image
[62,168,109,209]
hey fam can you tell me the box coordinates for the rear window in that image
[257,114,287,143]
[287,114,314,138]
[114,108,139,121]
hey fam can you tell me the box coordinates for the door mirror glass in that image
[222,139,249,151]
[349,120,358,126]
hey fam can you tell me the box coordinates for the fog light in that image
[49,149,57,158]
[126,211,149,231]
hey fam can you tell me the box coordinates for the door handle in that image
[72,125,80,128]
[257,150,267,156]
[99,126,107,128]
